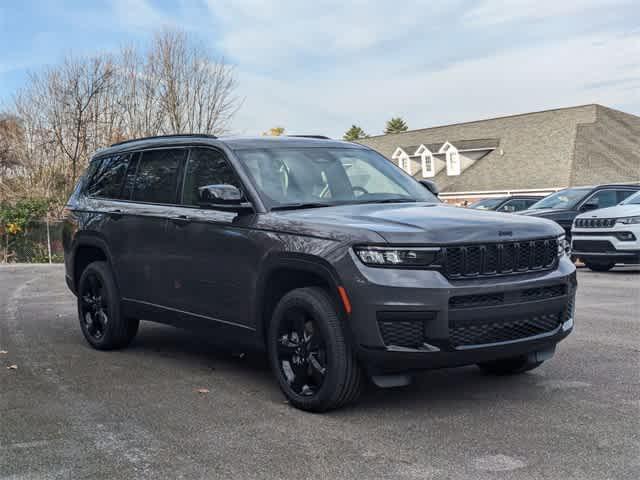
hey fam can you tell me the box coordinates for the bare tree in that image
[150,29,240,135]
[4,28,241,211]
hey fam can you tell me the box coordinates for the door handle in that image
[170,215,191,226]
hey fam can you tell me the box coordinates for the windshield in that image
[469,198,504,210]
[529,187,591,210]
[235,147,439,209]
[620,191,640,205]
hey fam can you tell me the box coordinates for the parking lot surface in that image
[1,265,638,479]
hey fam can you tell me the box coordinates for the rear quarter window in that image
[86,153,132,199]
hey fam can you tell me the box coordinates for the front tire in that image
[77,261,139,350]
[477,355,543,375]
[267,287,364,412]
[584,261,615,272]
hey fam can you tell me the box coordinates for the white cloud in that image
[205,0,456,65]
[232,30,640,137]
[464,0,632,26]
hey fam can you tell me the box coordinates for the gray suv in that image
[63,135,576,412]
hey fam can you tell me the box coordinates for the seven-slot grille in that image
[442,238,557,279]
[575,218,616,228]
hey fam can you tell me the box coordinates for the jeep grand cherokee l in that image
[63,135,576,412]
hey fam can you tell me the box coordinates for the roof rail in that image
[110,134,218,147]
[286,135,331,140]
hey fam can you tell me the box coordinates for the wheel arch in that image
[254,254,348,346]
[70,233,116,294]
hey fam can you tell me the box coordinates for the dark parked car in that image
[63,135,576,412]
[468,195,542,213]
[518,184,640,238]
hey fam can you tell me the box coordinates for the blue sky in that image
[1,0,638,137]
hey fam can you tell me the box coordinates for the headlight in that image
[557,234,570,257]
[354,246,441,267]
[616,216,640,225]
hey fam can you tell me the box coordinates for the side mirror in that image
[198,184,253,212]
[419,179,439,196]
[581,202,598,212]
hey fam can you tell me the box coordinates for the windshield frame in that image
[232,146,439,210]
[528,187,591,210]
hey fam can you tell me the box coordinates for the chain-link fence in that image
[1,220,64,264]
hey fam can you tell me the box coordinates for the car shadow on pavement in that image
[124,321,549,414]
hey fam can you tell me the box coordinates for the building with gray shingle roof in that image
[358,104,640,202]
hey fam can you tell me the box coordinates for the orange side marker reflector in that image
[337,286,352,315]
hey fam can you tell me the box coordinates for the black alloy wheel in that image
[276,306,327,397]
[77,261,139,350]
[268,287,363,412]
[80,271,109,341]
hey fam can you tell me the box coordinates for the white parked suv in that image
[572,191,640,271]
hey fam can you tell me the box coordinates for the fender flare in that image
[252,253,345,340]
[69,232,117,292]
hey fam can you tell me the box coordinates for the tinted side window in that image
[182,148,242,206]
[584,190,618,209]
[498,199,524,212]
[132,149,185,204]
[617,190,636,203]
[87,154,131,198]
[121,152,140,200]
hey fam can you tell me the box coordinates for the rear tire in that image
[585,261,615,272]
[477,355,543,375]
[77,261,139,350]
[267,287,364,412]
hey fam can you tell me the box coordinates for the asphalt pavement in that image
[1,264,638,479]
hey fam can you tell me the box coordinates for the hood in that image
[575,204,640,219]
[517,208,571,217]
[274,203,563,244]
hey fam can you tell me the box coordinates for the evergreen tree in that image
[384,117,408,134]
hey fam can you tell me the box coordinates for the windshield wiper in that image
[271,202,335,211]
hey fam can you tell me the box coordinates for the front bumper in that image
[337,254,576,375]
[572,228,640,264]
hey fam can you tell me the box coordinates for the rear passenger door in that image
[121,147,187,306]
[85,152,138,291]
[165,147,259,329]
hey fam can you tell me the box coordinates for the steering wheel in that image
[352,186,369,197]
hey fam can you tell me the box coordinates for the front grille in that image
[450,313,562,347]
[443,239,557,279]
[572,239,615,253]
[378,320,424,348]
[449,284,566,309]
[575,218,616,228]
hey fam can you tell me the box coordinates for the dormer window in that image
[414,144,435,177]
[399,154,411,173]
[391,147,411,174]
[447,150,460,175]
[440,142,460,176]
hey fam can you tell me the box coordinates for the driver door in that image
[164,147,259,329]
